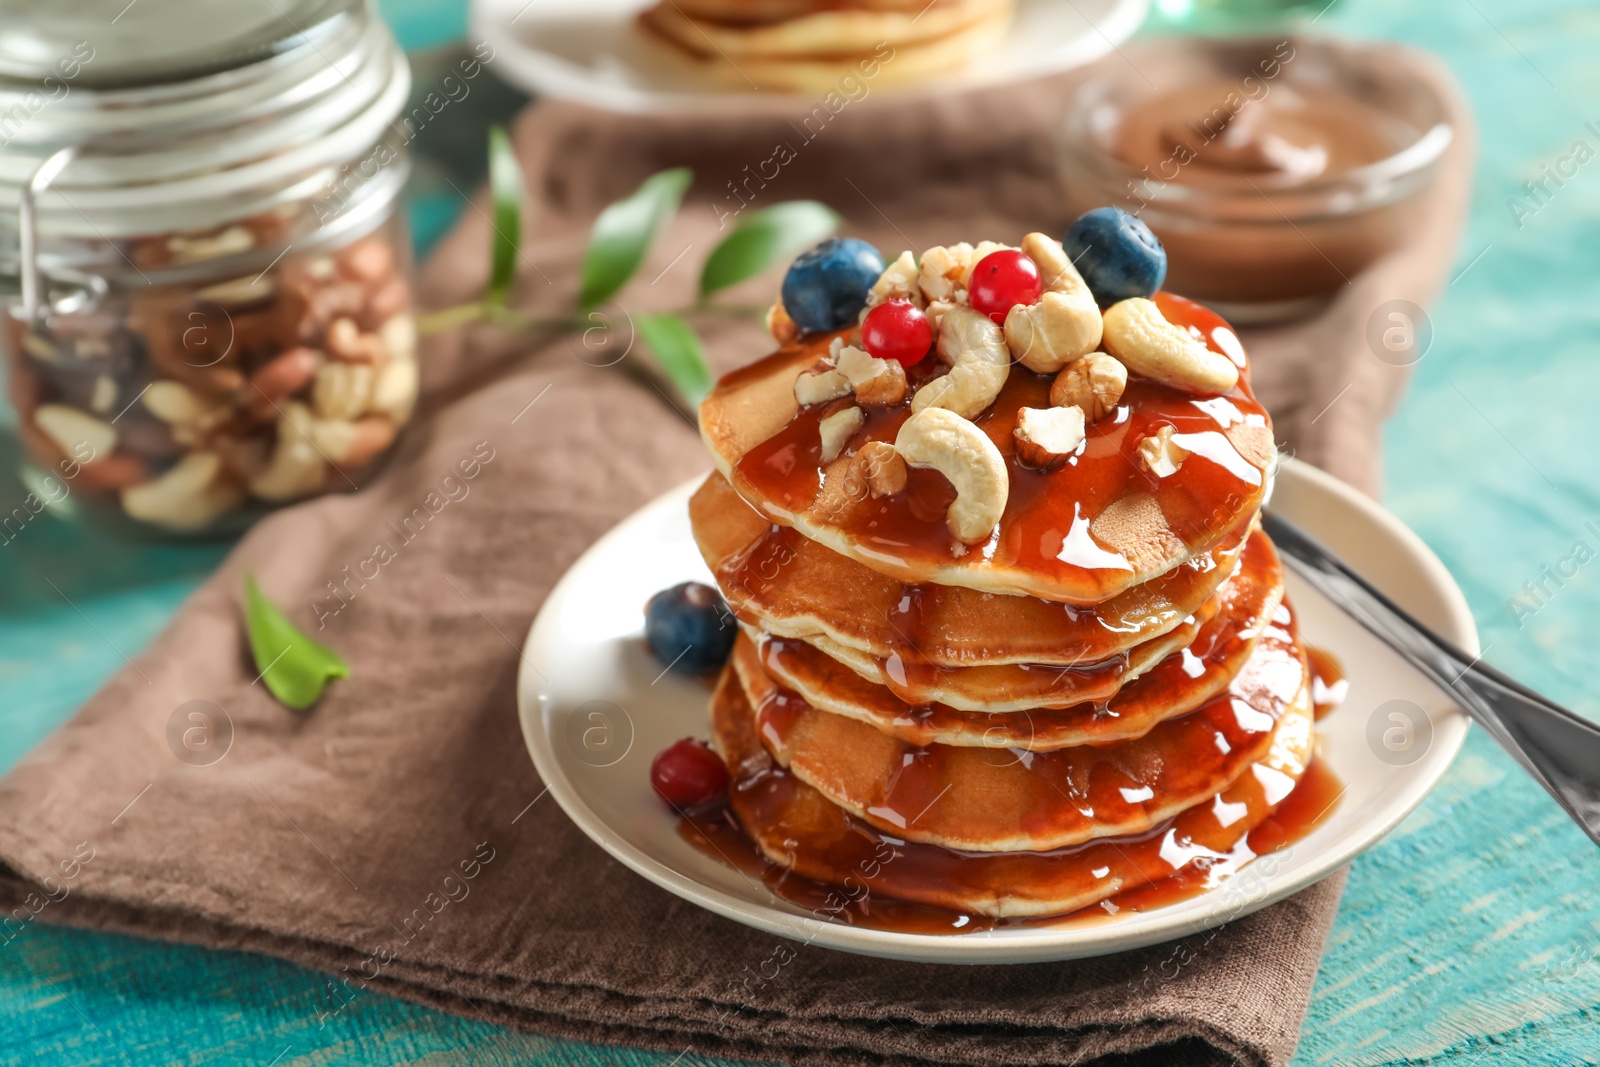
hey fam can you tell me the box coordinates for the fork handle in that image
[1263,512,1600,846]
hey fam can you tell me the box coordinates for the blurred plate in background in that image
[470,0,1148,114]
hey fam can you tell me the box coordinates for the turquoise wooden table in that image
[4,1,1599,1063]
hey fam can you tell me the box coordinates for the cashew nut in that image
[166,225,253,263]
[911,305,1011,419]
[1051,352,1127,422]
[1003,233,1103,373]
[35,404,116,460]
[894,407,1009,544]
[819,405,865,463]
[864,251,923,310]
[144,380,223,427]
[1102,297,1240,395]
[835,344,907,406]
[378,313,417,364]
[312,361,375,421]
[250,402,329,501]
[120,451,244,530]
[371,356,420,423]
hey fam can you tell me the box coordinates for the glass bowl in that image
[1057,34,1453,323]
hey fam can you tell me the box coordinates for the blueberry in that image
[780,238,885,333]
[645,582,735,674]
[1062,208,1168,307]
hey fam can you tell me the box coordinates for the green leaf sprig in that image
[579,167,692,310]
[414,129,841,410]
[244,575,350,710]
[485,125,523,306]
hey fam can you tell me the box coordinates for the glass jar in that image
[0,0,416,535]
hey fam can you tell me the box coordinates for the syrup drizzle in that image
[722,293,1274,604]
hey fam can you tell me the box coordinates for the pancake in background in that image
[752,531,1287,747]
[700,323,1276,603]
[691,471,1251,668]
[637,0,1012,93]
[710,661,1316,917]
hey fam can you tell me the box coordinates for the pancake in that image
[750,530,1287,748]
[729,590,1306,852]
[711,657,1316,917]
[699,293,1277,603]
[692,470,1252,667]
[638,0,1006,57]
[793,609,1209,712]
[668,0,929,21]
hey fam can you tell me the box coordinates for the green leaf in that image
[244,575,350,711]
[486,125,523,305]
[635,312,712,405]
[579,168,693,311]
[699,201,839,297]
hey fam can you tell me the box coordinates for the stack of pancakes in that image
[636,0,1012,92]
[689,260,1314,921]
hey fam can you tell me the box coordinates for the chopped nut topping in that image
[1137,424,1191,477]
[1013,405,1085,470]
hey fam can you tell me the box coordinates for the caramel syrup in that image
[1307,646,1349,720]
[723,293,1273,604]
[676,756,1344,936]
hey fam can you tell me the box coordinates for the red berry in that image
[651,738,729,810]
[861,299,934,368]
[968,249,1043,324]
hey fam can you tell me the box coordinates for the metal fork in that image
[1263,510,1600,847]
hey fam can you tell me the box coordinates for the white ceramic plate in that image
[517,457,1475,963]
[471,0,1148,115]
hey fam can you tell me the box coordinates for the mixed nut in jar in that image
[0,0,417,534]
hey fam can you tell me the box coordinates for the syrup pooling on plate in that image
[718,292,1275,604]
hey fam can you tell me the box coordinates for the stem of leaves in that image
[421,138,842,408]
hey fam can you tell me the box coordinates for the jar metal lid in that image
[0,0,410,242]
[0,0,360,89]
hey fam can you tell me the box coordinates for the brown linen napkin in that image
[0,46,1472,1067]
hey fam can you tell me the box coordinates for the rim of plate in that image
[471,0,1150,116]
[517,457,1475,963]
